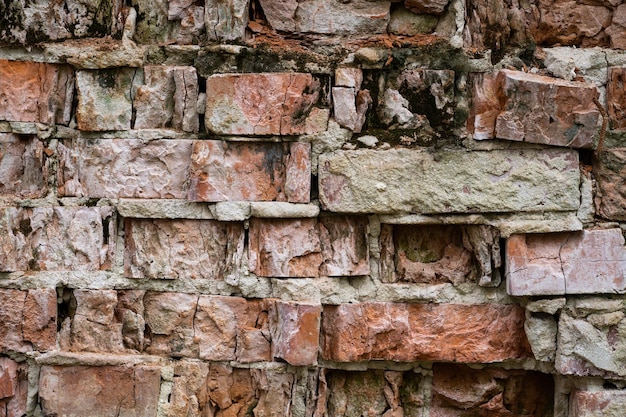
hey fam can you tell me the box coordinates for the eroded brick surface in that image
[0,60,73,124]
[39,365,161,417]
[58,139,193,199]
[321,302,531,363]
[124,218,244,280]
[469,70,599,147]
[189,141,311,203]
[249,216,369,277]
[0,207,114,272]
[0,134,48,199]
[204,73,328,135]
[269,301,321,366]
[0,289,56,353]
[506,229,626,296]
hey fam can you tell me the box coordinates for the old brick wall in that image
[2,0,626,416]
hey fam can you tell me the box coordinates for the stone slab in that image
[269,301,321,366]
[608,67,626,130]
[58,139,193,199]
[506,229,626,296]
[319,148,580,214]
[321,302,531,362]
[570,390,626,417]
[189,140,311,203]
[594,148,626,221]
[205,73,328,135]
[0,358,27,417]
[0,134,48,199]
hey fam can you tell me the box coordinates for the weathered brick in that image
[143,292,198,357]
[124,218,244,280]
[58,139,193,198]
[0,358,27,417]
[134,65,199,132]
[194,296,271,362]
[595,148,626,221]
[204,73,328,135]
[506,229,626,296]
[319,148,580,214]
[269,301,321,366]
[189,141,311,203]
[0,207,114,272]
[0,60,73,124]
[259,0,390,34]
[76,68,138,131]
[431,364,554,416]
[570,390,626,417]
[469,70,599,147]
[0,289,56,353]
[249,216,369,277]
[0,134,48,199]
[321,303,531,362]
[169,362,294,417]
[39,365,161,417]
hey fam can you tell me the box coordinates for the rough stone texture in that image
[58,139,193,198]
[249,217,369,277]
[39,365,161,417]
[319,369,426,417]
[0,0,121,44]
[0,207,114,272]
[0,60,74,124]
[204,73,328,135]
[134,65,199,132]
[595,148,626,221]
[431,364,554,416]
[269,301,321,366]
[0,358,27,417]
[556,310,626,377]
[524,311,558,362]
[169,363,294,417]
[607,4,626,49]
[259,0,391,35]
[322,303,531,362]
[189,141,311,203]
[469,69,599,147]
[124,218,244,280]
[389,7,438,36]
[506,229,626,296]
[205,0,248,41]
[76,68,138,131]
[570,390,626,417]
[132,0,176,44]
[0,289,56,353]
[0,134,48,199]
[608,67,626,130]
[332,87,371,133]
[319,148,580,214]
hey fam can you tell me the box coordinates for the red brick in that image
[124,218,245,280]
[0,134,48,199]
[0,358,27,417]
[58,138,193,199]
[189,140,311,203]
[204,73,328,135]
[269,301,321,366]
[249,217,370,278]
[570,390,626,417]
[469,69,599,147]
[39,365,161,417]
[506,229,626,296]
[0,207,114,272]
[0,60,73,124]
[0,289,56,353]
[321,302,531,362]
